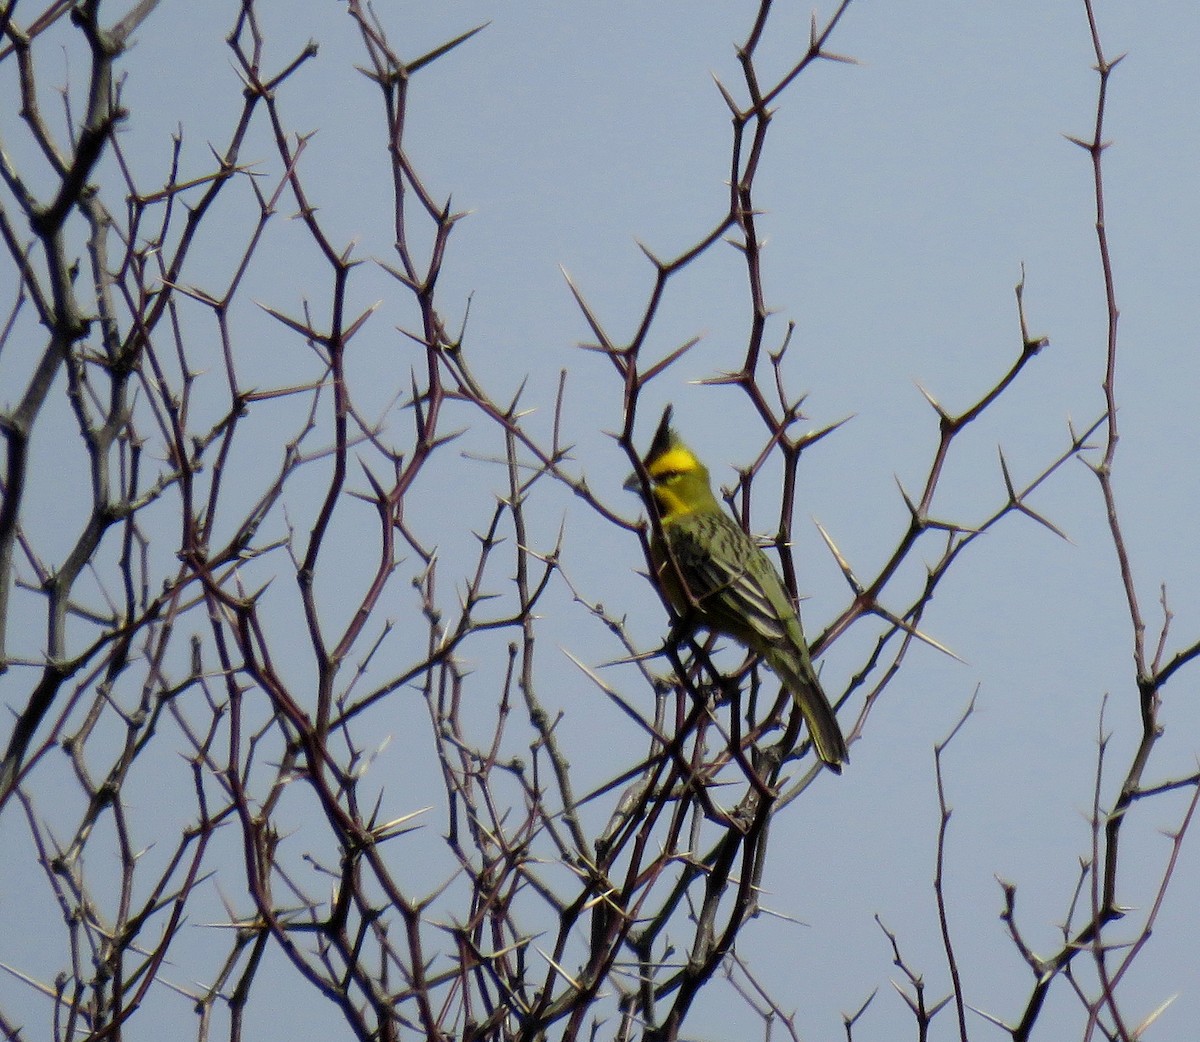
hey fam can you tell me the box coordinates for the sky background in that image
[3,1,1200,1039]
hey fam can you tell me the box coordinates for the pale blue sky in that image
[3,2,1200,1039]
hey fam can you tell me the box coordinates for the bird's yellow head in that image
[625,405,721,521]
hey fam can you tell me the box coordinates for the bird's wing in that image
[671,522,795,646]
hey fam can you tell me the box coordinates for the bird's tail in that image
[763,646,848,773]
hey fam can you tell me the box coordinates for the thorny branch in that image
[0,2,1195,1042]
[941,5,1200,1041]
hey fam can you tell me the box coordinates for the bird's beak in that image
[623,471,643,494]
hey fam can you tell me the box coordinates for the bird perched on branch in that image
[626,405,848,773]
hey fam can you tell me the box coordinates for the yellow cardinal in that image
[627,406,847,772]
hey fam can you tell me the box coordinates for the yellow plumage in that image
[627,406,848,772]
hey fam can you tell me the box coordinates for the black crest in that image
[646,404,675,465]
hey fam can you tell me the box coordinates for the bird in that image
[625,405,848,772]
